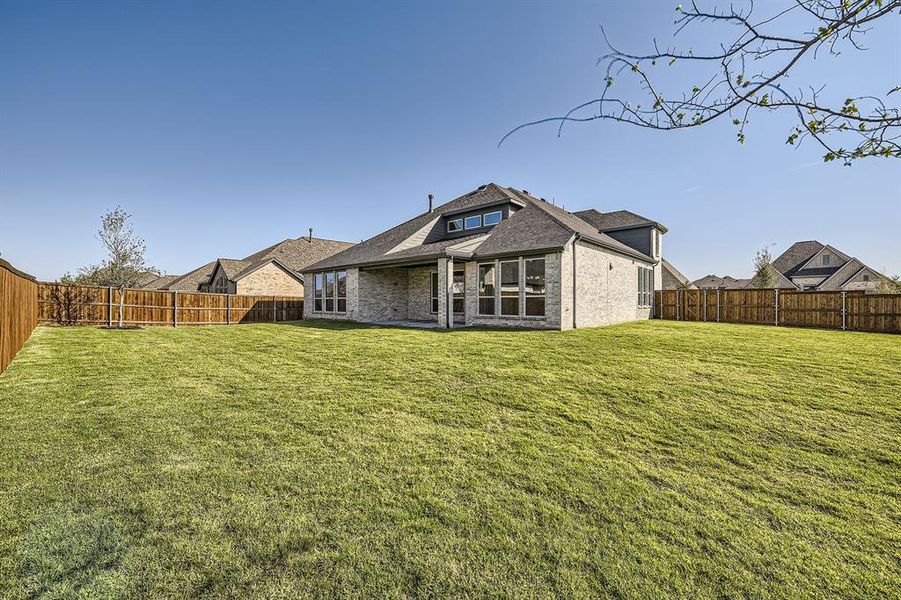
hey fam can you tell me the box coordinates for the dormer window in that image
[483,211,502,226]
[447,218,464,233]
[464,215,482,229]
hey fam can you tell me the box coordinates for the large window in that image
[478,263,496,315]
[312,271,347,313]
[453,269,465,313]
[500,260,520,316]
[336,271,347,313]
[524,258,546,316]
[430,272,439,314]
[638,267,652,308]
[313,274,323,311]
[325,272,335,312]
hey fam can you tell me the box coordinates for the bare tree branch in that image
[502,0,901,165]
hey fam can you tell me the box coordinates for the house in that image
[153,234,354,296]
[694,241,887,292]
[772,240,886,291]
[692,275,751,290]
[661,259,695,290]
[301,183,666,330]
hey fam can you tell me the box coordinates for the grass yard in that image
[0,320,898,599]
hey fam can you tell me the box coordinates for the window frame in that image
[822,254,830,266]
[478,263,497,316]
[313,273,323,312]
[500,259,521,317]
[430,271,439,314]
[483,211,502,226]
[637,266,653,308]
[336,270,347,313]
[446,218,464,233]
[464,215,482,230]
[524,257,546,317]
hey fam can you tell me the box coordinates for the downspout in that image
[572,235,579,329]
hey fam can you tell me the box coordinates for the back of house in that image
[301,183,667,330]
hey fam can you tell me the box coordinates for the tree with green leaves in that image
[78,208,156,328]
[750,246,779,288]
[504,0,900,165]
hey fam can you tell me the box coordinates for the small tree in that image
[875,274,901,294]
[750,246,778,289]
[79,208,156,328]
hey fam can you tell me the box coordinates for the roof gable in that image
[773,241,823,275]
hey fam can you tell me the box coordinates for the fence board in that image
[657,288,899,334]
[1,260,38,374]
[37,283,303,328]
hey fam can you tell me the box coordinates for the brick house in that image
[149,235,354,296]
[301,183,666,330]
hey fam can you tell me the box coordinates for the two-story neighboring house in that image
[773,241,886,291]
[301,183,667,330]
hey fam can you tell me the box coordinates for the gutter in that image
[572,235,578,329]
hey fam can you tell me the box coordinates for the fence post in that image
[841,291,847,331]
[107,286,113,327]
[676,289,680,320]
[272,296,277,322]
[703,289,708,321]
[716,289,721,322]
[775,288,779,326]
[226,294,231,325]
[173,291,178,327]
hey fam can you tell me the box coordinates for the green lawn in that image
[0,320,898,599]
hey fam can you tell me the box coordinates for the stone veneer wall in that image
[571,240,654,328]
[357,267,409,322]
[407,266,435,322]
[235,262,304,296]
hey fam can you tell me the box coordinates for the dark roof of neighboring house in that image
[573,209,668,233]
[305,183,656,272]
[692,275,749,289]
[773,241,824,276]
[661,259,695,289]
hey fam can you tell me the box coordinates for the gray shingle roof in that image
[573,209,667,233]
[164,261,218,291]
[163,236,354,292]
[773,241,824,276]
[140,274,180,290]
[306,183,656,272]
[692,275,749,289]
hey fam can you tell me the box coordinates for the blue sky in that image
[1,0,899,281]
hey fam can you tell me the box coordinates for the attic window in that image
[483,211,502,226]
[464,215,482,229]
[823,254,830,266]
[447,218,463,233]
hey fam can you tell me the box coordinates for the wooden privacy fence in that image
[656,288,900,334]
[0,260,39,374]
[37,283,303,327]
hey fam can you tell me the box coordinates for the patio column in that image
[437,257,449,329]
[445,257,455,329]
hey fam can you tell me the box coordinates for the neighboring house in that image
[154,235,354,296]
[771,240,886,291]
[301,183,666,330]
[139,274,179,290]
[692,275,751,290]
[661,259,695,290]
